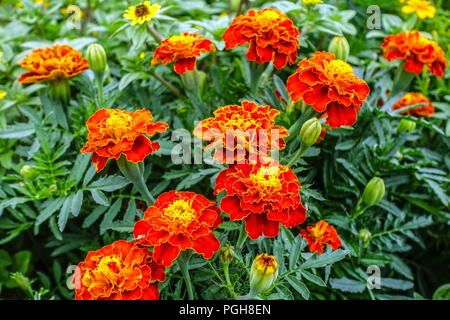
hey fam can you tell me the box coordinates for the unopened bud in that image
[397,119,416,134]
[86,43,107,74]
[362,177,385,206]
[219,244,235,264]
[49,184,58,193]
[20,165,38,179]
[328,36,350,62]
[300,117,322,147]
[250,254,278,295]
[358,229,372,242]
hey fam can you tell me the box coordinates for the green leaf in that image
[381,278,414,291]
[90,189,110,206]
[35,197,66,226]
[88,175,130,192]
[299,249,349,269]
[82,206,108,228]
[119,72,149,91]
[425,179,448,206]
[300,270,326,287]
[71,190,83,217]
[433,284,450,300]
[0,123,34,139]
[100,198,123,235]
[329,278,366,293]
[286,276,310,300]
[12,251,31,274]
[58,195,73,232]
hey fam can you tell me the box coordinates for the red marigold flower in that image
[133,191,223,267]
[214,161,306,240]
[223,8,299,69]
[193,101,289,165]
[151,32,216,75]
[18,44,89,84]
[300,220,342,255]
[81,108,169,172]
[74,240,166,300]
[382,30,447,78]
[286,51,370,128]
[392,92,434,117]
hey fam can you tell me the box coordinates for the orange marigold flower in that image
[133,191,223,267]
[18,44,89,84]
[81,108,169,172]
[223,8,299,69]
[214,161,307,240]
[382,30,447,78]
[151,32,216,75]
[193,101,288,165]
[75,240,166,300]
[300,220,341,255]
[286,51,370,128]
[392,92,434,117]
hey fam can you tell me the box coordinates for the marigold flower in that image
[80,108,169,172]
[286,51,370,128]
[123,1,160,25]
[214,161,307,240]
[382,30,447,78]
[151,32,216,75]
[222,8,300,69]
[401,0,436,19]
[300,220,341,255]
[18,44,89,84]
[193,101,289,165]
[75,240,166,300]
[133,191,223,267]
[392,92,434,117]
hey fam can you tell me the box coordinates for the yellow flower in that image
[139,52,146,59]
[302,0,323,5]
[401,0,436,19]
[123,1,161,25]
[0,91,6,100]
[0,52,3,64]
[16,2,24,8]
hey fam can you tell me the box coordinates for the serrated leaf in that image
[381,278,414,290]
[58,195,73,232]
[300,270,326,287]
[71,190,83,217]
[299,249,349,269]
[90,189,110,206]
[286,276,310,300]
[82,206,108,228]
[329,278,366,293]
[88,175,130,192]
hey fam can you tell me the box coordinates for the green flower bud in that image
[49,184,58,193]
[328,36,350,62]
[249,254,278,295]
[86,43,107,74]
[300,117,322,147]
[219,244,235,264]
[358,229,372,242]
[20,165,38,179]
[362,177,385,206]
[397,118,416,134]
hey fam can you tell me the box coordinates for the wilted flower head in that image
[75,240,166,300]
[18,44,89,84]
[151,32,215,75]
[382,30,447,78]
[80,108,169,172]
[223,8,300,69]
[287,51,370,128]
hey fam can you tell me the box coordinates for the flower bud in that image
[362,177,385,206]
[20,165,38,179]
[358,229,371,242]
[328,36,350,62]
[49,184,58,193]
[249,254,278,295]
[300,117,322,147]
[397,118,416,133]
[219,244,235,264]
[86,43,107,74]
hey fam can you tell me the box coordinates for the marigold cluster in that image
[193,101,288,165]
[151,32,216,75]
[300,220,341,255]
[382,30,447,78]
[75,240,166,300]
[287,51,370,128]
[18,44,89,84]
[133,191,223,267]
[214,161,307,240]
[223,8,299,69]
[80,108,169,172]
[392,92,434,117]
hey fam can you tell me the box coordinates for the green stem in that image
[116,156,155,206]
[352,198,368,220]
[223,262,236,298]
[236,223,248,249]
[287,144,309,167]
[391,61,415,96]
[149,69,186,100]
[95,73,104,107]
[178,250,195,300]
[146,23,163,43]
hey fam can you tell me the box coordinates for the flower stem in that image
[287,144,309,167]
[178,250,195,300]
[146,23,163,43]
[149,69,186,100]
[223,262,236,298]
[95,72,104,107]
[116,156,155,206]
[236,223,248,249]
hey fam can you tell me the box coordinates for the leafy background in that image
[0,0,449,300]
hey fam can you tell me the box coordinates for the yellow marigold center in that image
[248,166,282,194]
[104,110,132,140]
[163,199,197,226]
[226,114,254,130]
[168,34,196,48]
[135,4,150,17]
[82,255,124,288]
[327,59,354,75]
[96,255,123,277]
[256,10,283,26]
